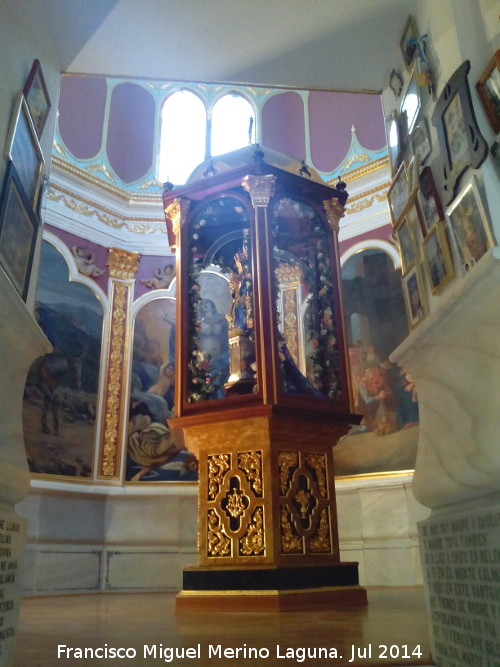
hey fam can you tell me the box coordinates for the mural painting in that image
[23,240,103,477]
[334,248,419,477]
[126,297,198,482]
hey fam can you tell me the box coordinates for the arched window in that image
[211,93,255,156]
[158,90,206,185]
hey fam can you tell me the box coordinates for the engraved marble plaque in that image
[0,511,26,667]
[419,503,500,667]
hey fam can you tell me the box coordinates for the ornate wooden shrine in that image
[163,146,367,610]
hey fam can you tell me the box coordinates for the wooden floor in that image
[13,587,434,666]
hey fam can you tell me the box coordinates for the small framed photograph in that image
[389,69,404,98]
[411,118,432,166]
[387,161,410,226]
[423,222,454,294]
[432,60,488,204]
[476,50,500,133]
[446,171,496,271]
[417,166,444,236]
[4,91,44,208]
[402,264,427,330]
[23,59,51,137]
[0,162,39,300]
[395,215,417,275]
[400,75,421,134]
[400,16,419,72]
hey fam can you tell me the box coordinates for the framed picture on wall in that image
[4,91,44,208]
[432,60,488,204]
[446,171,496,272]
[417,166,444,236]
[423,222,454,295]
[411,118,432,166]
[395,215,417,274]
[476,49,500,133]
[400,16,419,72]
[0,162,39,300]
[387,161,410,226]
[23,59,51,137]
[402,265,427,330]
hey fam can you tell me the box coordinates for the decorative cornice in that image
[51,156,162,203]
[327,156,390,185]
[47,183,166,234]
[107,248,140,279]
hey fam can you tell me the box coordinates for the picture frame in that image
[432,60,488,205]
[423,221,454,295]
[0,162,39,301]
[400,74,421,134]
[402,264,427,330]
[395,215,417,274]
[417,166,444,236]
[446,170,496,272]
[389,69,404,98]
[386,110,408,175]
[23,59,51,137]
[476,50,500,133]
[387,161,410,226]
[4,91,44,208]
[411,118,432,167]
[400,16,419,72]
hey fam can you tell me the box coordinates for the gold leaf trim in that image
[310,508,331,553]
[240,507,265,556]
[208,454,230,500]
[107,248,140,279]
[101,283,128,476]
[238,451,262,496]
[207,509,231,557]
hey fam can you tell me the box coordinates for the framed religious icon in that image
[387,161,410,226]
[476,50,500,133]
[0,162,39,300]
[400,16,419,72]
[402,264,427,330]
[23,59,51,137]
[432,60,488,205]
[446,171,496,272]
[417,166,444,236]
[395,215,417,275]
[411,118,432,167]
[423,222,454,295]
[4,91,44,208]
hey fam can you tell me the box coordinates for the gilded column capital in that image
[242,174,276,208]
[107,248,140,279]
[165,197,190,237]
[323,197,345,232]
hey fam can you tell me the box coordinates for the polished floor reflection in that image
[13,587,434,666]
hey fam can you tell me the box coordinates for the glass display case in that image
[163,146,353,419]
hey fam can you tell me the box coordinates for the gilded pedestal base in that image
[171,407,366,612]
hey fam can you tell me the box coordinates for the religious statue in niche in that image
[71,245,105,278]
[140,263,175,289]
[226,228,257,393]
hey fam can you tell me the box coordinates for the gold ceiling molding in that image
[47,183,167,234]
[327,156,390,185]
[345,192,389,215]
[51,156,162,204]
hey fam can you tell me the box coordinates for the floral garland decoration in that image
[187,218,216,402]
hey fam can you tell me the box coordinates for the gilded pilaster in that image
[98,248,140,478]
